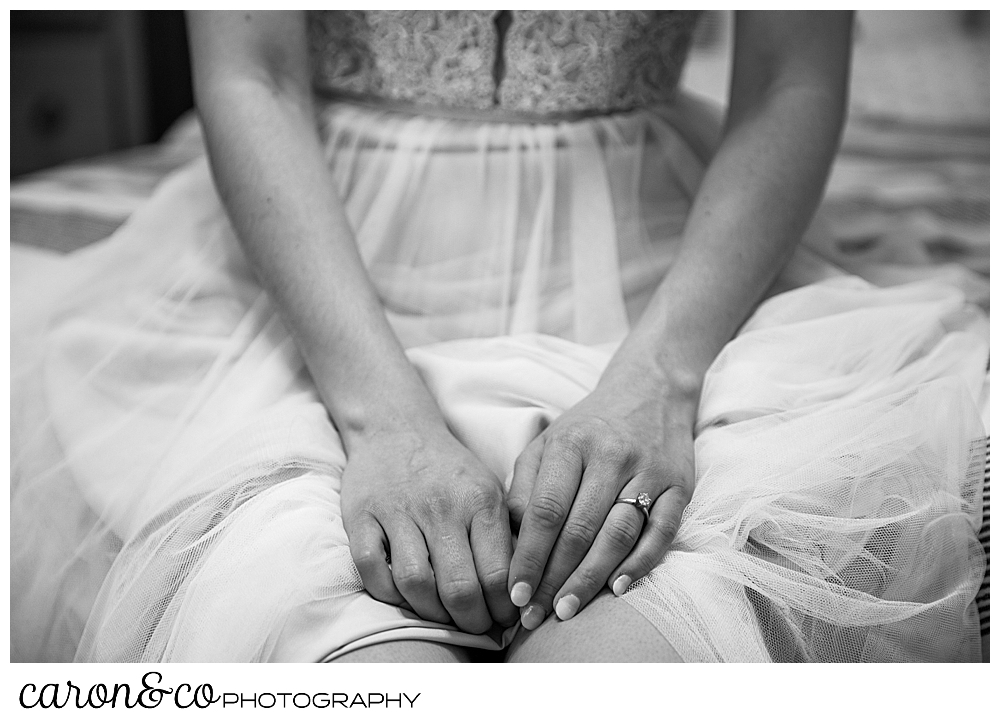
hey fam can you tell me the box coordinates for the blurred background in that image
[681,9,989,306]
[683,9,988,124]
[11,10,192,177]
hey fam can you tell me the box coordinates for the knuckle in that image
[516,546,551,577]
[674,484,694,506]
[393,564,433,592]
[650,515,680,544]
[634,543,669,572]
[534,575,562,601]
[560,517,599,552]
[573,566,607,594]
[644,458,676,482]
[424,495,454,520]
[352,546,387,572]
[551,426,590,456]
[468,482,504,511]
[478,566,509,594]
[552,423,638,467]
[529,492,568,529]
[438,579,481,609]
[605,515,642,550]
[600,435,634,467]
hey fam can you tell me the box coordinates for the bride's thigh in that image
[332,641,472,663]
[505,591,683,663]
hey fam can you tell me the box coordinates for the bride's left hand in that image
[506,365,698,630]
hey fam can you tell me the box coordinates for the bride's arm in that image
[188,11,432,444]
[507,11,853,628]
[188,11,517,632]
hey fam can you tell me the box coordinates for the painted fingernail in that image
[612,574,632,597]
[554,594,580,621]
[511,581,532,607]
[520,604,545,631]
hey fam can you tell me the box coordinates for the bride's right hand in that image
[188,9,520,638]
[339,425,519,634]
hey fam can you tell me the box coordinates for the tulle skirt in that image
[10,98,988,662]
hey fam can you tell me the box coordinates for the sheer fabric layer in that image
[10,101,987,662]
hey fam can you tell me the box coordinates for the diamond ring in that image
[613,491,653,525]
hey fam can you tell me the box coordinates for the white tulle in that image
[10,100,987,662]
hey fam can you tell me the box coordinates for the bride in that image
[11,10,987,662]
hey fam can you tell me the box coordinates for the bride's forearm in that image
[604,11,852,397]
[189,12,449,450]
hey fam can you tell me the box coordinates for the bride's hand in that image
[340,425,519,633]
[506,366,697,630]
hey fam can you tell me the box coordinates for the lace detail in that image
[308,10,498,111]
[499,11,700,114]
[308,10,700,115]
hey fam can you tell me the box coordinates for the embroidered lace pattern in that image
[307,10,701,115]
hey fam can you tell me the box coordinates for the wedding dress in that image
[10,10,988,662]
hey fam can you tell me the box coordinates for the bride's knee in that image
[505,591,683,663]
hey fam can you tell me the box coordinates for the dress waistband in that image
[312,87,644,126]
[311,90,718,162]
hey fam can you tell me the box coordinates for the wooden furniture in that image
[11,10,192,177]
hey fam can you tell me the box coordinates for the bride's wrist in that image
[324,376,453,455]
[336,402,452,455]
[600,338,704,414]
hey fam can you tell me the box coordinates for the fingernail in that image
[511,581,532,607]
[554,594,580,621]
[520,604,545,631]
[612,574,632,597]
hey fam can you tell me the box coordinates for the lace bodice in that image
[308,10,701,116]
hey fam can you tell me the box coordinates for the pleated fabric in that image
[10,99,987,662]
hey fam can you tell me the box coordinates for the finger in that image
[520,459,627,628]
[470,506,519,627]
[609,485,692,597]
[507,437,583,609]
[387,519,451,624]
[347,513,405,606]
[507,436,543,533]
[425,522,492,634]
[550,479,650,621]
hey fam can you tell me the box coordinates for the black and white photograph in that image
[9,6,989,683]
